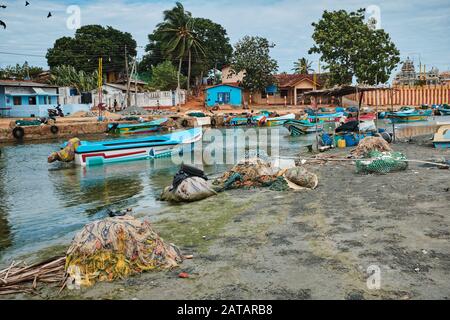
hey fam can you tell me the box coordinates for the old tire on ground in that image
[210,118,217,127]
[12,127,25,140]
[181,119,189,127]
[50,125,59,135]
[380,132,393,144]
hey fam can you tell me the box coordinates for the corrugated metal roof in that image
[0,80,58,88]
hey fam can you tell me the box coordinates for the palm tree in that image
[158,2,204,97]
[292,58,313,75]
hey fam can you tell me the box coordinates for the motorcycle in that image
[48,105,64,120]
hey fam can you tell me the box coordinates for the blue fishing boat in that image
[68,128,202,167]
[438,105,450,116]
[283,119,324,135]
[387,107,432,123]
[263,113,296,126]
[107,118,168,135]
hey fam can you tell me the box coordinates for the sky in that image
[0,0,449,77]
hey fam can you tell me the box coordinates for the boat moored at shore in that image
[107,118,168,135]
[69,128,202,167]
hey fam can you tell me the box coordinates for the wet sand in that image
[6,136,450,300]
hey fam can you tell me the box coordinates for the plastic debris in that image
[284,167,319,190]
[161,165,217,202]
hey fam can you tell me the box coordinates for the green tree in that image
[292,58,313,74]
[0,62,43,80]
[49,65,98,93]
[156,2,205,94]
[309,8,400,85]
[231,36,278,93]
[46,25,137,74]
[141,14,231,89]
[146,61,186,91]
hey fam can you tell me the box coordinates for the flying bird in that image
[25,1,30,6]
[47,12,52,18]
[0,5,7,9]
[0,20,5,29]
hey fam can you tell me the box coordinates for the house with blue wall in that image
[0,80,60,117]
[205,84,243,107]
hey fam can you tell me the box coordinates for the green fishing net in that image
[356,151,408,174]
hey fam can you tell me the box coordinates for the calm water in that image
[0,126,320,263]
[0,118,447,263]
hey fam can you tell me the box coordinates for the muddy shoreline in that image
[3,136,450,300]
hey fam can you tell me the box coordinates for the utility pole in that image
[125,45,130,108]
[134,57,138,107]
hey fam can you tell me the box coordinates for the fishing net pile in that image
[48,137,80,163]
[65,215,183,287]
[213,157,284,191]
[213,158,318,191]
[352,136,392,158]
[356,151,408,174]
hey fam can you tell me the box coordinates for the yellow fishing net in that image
[48,137,81,163]
[65,216,183,287]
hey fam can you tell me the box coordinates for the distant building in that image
[440,71,450,85]
[205,83,243,107]
[215,66,326,106]
[393,57,444,86]
[221,65,245,85]
[0,80,59,117]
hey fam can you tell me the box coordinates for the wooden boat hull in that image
[389,115,430,123]
[263,114,296,127]
[308,112,344,123]
[345,113,376,122]
[108,118,168,135]
[72,128,202,167]
[388,109,432,123]
[284,120,324,135]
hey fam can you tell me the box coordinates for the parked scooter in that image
[48,105,64,120]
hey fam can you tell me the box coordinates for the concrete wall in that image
[60,89,186,108]
[5,103,90,118]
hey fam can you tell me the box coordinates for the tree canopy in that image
[0,62,43,80]
[46,25,137,74]
[141,11,232,86]
[231,36,278,93]
[146,61,185,91]
[309,8,400,86]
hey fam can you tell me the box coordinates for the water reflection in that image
[1,121,446,261]
[0,148,12,253]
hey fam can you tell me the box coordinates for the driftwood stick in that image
[277,156,449,167]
